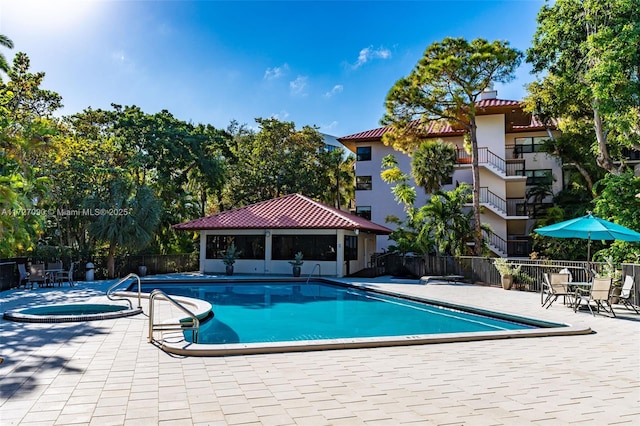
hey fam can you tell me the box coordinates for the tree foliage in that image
[526,0,640,173]
[592,170,640,263]
[383,37,522,254]
[379,153,473,257]
[320,148,355,210]
[0,52,60,257]
[411,140,456,194]
[225,118,339,206]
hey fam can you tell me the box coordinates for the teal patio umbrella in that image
[534,213,640,260]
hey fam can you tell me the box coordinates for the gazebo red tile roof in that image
[173,193,392,234]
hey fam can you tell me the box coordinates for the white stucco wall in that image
[476,114,506,155]
[355,142,410,252]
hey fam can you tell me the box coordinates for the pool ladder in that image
[106,273,142,309]
[148,289,200,344]
[305,263,321,284]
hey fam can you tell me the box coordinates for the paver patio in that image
[1,275,639,425]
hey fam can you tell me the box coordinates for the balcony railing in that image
[482,229,507,255]
[479,187,526,217]
[482,229,532,257]
[456,147,525,176]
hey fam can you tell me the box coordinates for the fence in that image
[0,253,199,290]
[375,253,640,305]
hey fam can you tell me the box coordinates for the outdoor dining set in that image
[541,271,639,317]
[535,212,640,318]
[17,261,76,289]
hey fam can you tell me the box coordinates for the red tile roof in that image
[339,121,465,141]
[173,193,392,234]
[338,99,556,143]
[476,98,521,108]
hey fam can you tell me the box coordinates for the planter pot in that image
[292,266,301,277]
[138,265,147,277]
[501,275,513,290]
[225,265,234,276]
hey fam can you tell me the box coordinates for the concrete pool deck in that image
[1,274,639,425]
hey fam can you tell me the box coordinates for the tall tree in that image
[225,118,331,206]
[85,177,161,278]
[526,0,640,174]
[383,37,522,255]
[0,52,60,256]
[320,148,355,210]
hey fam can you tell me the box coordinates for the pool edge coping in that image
[128,279,593,357]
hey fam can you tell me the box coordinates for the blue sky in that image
[1,0,545,137]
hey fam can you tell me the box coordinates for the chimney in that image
[480,87,497,100]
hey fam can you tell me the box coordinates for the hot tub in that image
[3,303,142,323]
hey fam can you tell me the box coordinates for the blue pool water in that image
[139,281,539,345]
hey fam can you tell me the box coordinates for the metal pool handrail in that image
[306,263,321,284]
[148,289,199,344]
[106,273,142,309]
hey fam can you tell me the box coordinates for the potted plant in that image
[289,251,304,277]
[221,243,241,276]
[493,257,521,290]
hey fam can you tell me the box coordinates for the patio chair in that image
[27,264,49,288]
[55,262,76,287]
[573,277,615,317]
[615,275,639,314]
[17,263,29,288]
[542,272,573,309]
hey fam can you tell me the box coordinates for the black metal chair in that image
[55,262,76,287]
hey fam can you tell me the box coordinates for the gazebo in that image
[173,193,392,277]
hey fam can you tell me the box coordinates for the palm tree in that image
[0,34,14,74]
[86,178,161,278]
[418,184,474,257]
[322,148,355,210]
[411,140,456,194]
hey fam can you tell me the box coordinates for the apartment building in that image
[337,90,563,257]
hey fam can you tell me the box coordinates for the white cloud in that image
[352,46,391,69]
[264,63,289,80]
[320,121,339,132]
[270,110,290,120]
[324,84,343,98]
[289,75,308,96]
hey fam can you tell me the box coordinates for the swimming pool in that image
[134,279,590,355]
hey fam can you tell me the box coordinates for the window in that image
[205,235,265,259]
[356,146,371,161]
[356,176,372,190]
[514,137,548,154]
[515,202,553,218]
[355,206,371,220]
[272,235,337,261]
[516,169,553,186]
[344,235,358,261]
